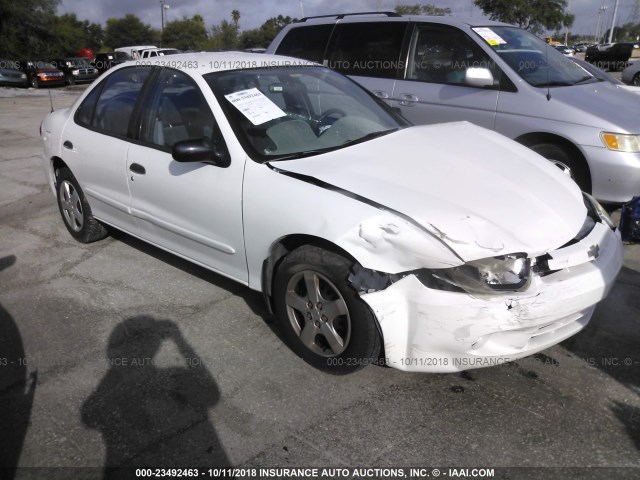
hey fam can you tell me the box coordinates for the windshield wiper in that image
[341,128,399,147]
[536,81,574,87]
[264,128,400,162]
[574,75,598,85]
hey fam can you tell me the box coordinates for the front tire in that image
[632,73,640,87]
[30,77,39,88]
[56,167,108,243]
[273,245,381,374]
[529,143,590,192]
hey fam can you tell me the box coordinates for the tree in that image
[104,14,157,50]
[162,15,208,50]
[238,15,296,50]
[473,0,574,34]
[52,14,104,55]
[0,0,59,58]
[395,4,451,15]
[210,19,239,50]
[231,10,240,30]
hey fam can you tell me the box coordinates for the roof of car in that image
[291,13,509,29]
[114,51,316,76]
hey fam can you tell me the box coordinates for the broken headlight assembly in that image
[583,192,616,231]
[423,253,531,295]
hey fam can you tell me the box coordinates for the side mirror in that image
[465,67,494,88]
[172,137,230,168]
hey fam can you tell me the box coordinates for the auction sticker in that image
[472,27,507,46]
[224,88,287,125]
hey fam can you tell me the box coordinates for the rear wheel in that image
[273,245,381,374]
[56,167,108,243]
[529,143,590,192]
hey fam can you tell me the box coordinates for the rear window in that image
[325,22,407,79]
[275,25,334,63]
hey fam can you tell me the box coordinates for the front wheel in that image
[273,245,381,374]
[632,73,640,87]
[30,77,39,88]
[56,167,108,243]
[529,143,590,192]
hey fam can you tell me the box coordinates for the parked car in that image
[267,13,640,204]
[570,56,640,94]
[41,52,623,373]
[622,61,640,86]
[21,60,65,88]
[51,57,99,85]
[553,44,574,56]
[114,45,157,60]
[93,52,131,74]
[139,48,180,58]
[0,59,28,87]
[571,43,589,53]
[585,42,640,71]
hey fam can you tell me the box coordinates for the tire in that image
[529,143,590,193]
[30,77,39,89]
[273,245,381,374]
[66,74,75,86]
[56,167,108,243]
[632,73,640,87]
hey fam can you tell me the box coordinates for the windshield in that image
[206,66,407,161]
[472,26,598,87]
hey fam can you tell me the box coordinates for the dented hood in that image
[274,122,587,261]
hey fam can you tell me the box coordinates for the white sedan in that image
[41,53,623,373]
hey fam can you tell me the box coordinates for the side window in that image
[407,24,500,87]
[140,69,221,150]
[75,84,102,127]
[325,22,406,79]
[275,25,334,63]
[92,67,151,136]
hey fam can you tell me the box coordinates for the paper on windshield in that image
[472,27,507,46]
[224,88,287,125]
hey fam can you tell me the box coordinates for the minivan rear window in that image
[325,22,407,79]
[275,25,334,63]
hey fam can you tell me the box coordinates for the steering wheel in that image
[317,108,346,134]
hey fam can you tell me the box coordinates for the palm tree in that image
[231,10,240,31]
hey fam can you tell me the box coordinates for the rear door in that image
[323,21,408,102]
[61,66,152,232]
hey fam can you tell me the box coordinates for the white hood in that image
[274,122,587,260]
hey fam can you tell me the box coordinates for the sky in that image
[57,0,640,39]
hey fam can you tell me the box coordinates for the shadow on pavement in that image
[562,266,640,451]
[81,315,231,478]
[0,255,37,479]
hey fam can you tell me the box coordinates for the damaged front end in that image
[347,193,623,372]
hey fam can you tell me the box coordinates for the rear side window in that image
[275,25,334,63]
[325,22,407,79]
[92,67,151,136]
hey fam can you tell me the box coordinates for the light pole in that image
[160,1,170,32]
[595,5,607,44]
[607,0,619,43]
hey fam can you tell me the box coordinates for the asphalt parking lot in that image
[0,85,639,480]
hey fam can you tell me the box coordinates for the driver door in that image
[126,69,247,283]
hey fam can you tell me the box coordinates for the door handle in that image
[399,94,419,106]
[372,90,389,99]
[63,140,73,149]
[129,163,146,175]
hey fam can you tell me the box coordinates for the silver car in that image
[622,61,640,86]
[268,14,640,204]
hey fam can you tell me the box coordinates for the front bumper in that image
[583,145,640,203]
[360,223,623,372]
